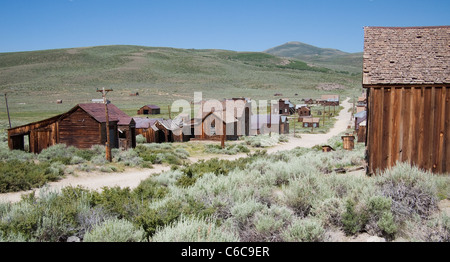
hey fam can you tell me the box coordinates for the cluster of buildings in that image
[7,26,449,176]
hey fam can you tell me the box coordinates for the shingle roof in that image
[144,105,160,109]
[78,103,133,126]
[363,26,450,85]
[133,117,162,129]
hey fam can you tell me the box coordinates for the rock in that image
[366,236,386,242]
[67,236,80,242]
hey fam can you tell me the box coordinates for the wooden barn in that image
[363,26,450,175]
[137,105,160,115]
[8,103,136,153]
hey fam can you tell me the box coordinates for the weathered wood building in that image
[8,103,136,153]
[192,98,252,141]
[278,99,295,115]
[363,26,450,175]
[250,115,289,135]
[302,117,320,128]
[134,117,161,143]
[137,105,160,115]
[317,95,340,106]
[296,104,311,122]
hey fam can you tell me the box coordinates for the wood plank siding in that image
[363,26,450,175]
[365,85,450,174]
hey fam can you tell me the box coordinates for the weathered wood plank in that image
[445,87,450,173]
[381,87,391,171]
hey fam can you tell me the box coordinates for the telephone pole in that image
[4,93,11,128]
[97,87,113,162]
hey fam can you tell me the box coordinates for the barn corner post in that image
[97,87,113,162]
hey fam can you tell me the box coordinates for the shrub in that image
[0,201,41,241]
[204,143,250,155]
[112,149,142,167]
[152,216,239,242]
[281,218,325,242]
[83,218,144,242]
[311,197,345,228]
[375,163,440,221]
[341,199,368,236]
[364,196,398,238]
[37,144,77,163]
[281,175,325,217]
[133,179,168,201]
[70,156,86,165]
[0,160,61,193]
[91,187,137,220]
[136,134,146,144]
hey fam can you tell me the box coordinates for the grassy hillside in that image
[264,41,363,74]
[0,45,362,126]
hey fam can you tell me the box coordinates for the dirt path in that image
[0,165,171,203]
[0,98,353,203]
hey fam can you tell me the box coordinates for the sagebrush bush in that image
[375,163,441,221]
[136,134,146,144]
[83,218,144,242]
[112,149,142,167]
[152,216,239,242]
[37,144,77,163]
[0,160,62,193]
[204,143,250,155]
[311,197,345,228]
[281,218,325,242]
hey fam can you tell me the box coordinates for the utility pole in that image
[97,87,113,162]
[4,93,11,128]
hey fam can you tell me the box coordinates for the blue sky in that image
[0,0,449,53]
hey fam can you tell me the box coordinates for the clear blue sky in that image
[0,0,449,53]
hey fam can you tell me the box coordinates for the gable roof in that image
[133,117,163,129]
[142,104,160,109]
[78,103,133,126]
[363,26,450,85]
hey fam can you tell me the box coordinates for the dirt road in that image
[0,98,354,203]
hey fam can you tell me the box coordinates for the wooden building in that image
[363,26,450,175]
[250,115,289,135]
[8,103,136,153]
[134,117,162,143]
[302,117,320,128]
[296,104,311,122]
[278,99,295,115]
[357,120,367,143]
[137,105,160,115]
[354,110,367,131]
[192,98,251,141]
[302,98,315,105]
[317,95,340,106]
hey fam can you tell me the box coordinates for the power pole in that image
[4,93,11,128]
[97,87,113,162]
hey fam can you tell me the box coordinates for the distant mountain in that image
[264,41,363,73]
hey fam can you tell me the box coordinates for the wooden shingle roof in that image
[78,103,133,126]
[363,26,450,85]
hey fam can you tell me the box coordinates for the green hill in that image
[264,41,363,74]
[0,45,362,125]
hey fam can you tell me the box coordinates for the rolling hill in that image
[0,45,362,126]
[264,41,363,74]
